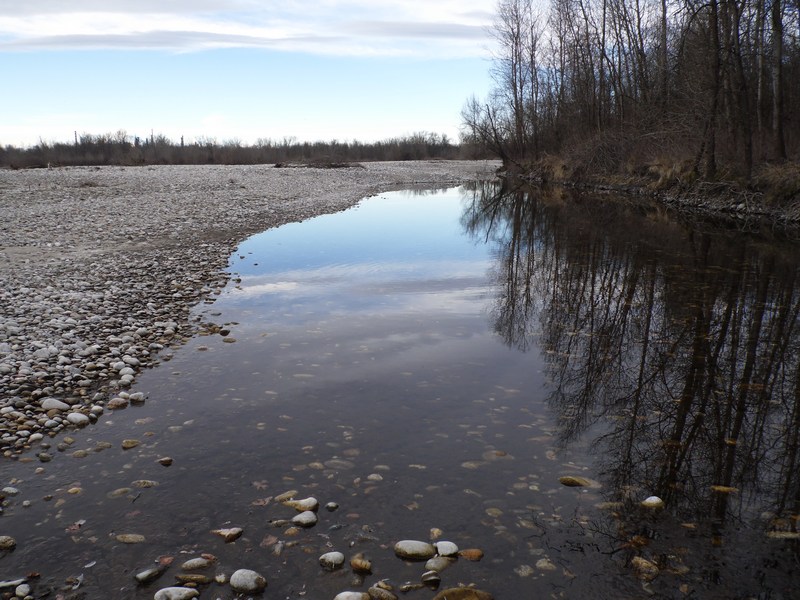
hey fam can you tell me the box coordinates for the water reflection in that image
[2,184,798,599]
[466,181,800,596]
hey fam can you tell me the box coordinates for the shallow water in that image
[1,183,799,599]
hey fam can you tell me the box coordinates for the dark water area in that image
[1,184,799,599]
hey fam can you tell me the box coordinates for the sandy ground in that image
[0,161,499,453]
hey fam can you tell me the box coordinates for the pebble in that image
[66,412,90,426]
[641,496,665,509]
[181,557,214,570]
[333,593,369,600]
[153,587,200,600]
[282,496,319,512]
[319,551,345,570]
[116,533,146,544]
[350,552,372,574]
[41,398,70,411]
[211,527,243,542]
[229,568,267,593]
[394,540,436,560]
[0,536,17,550]
[434,540,459,556]
[631,556,660,581]
[421,570,441,587]
[134,565,168,584]
[425,556,454,572]
[291,510,318,527]
[368,587,398,600]
[432,588,494,600]
[458,548,484,561]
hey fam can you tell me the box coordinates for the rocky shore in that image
[0,161,498,455]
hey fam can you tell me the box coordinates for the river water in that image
[1,183,798,599]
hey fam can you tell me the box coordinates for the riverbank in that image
[512,157,800,229]
[0,161,499,455]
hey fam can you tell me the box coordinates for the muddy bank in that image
[0,161,499,455]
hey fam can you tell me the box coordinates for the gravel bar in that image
[0,160,499,456]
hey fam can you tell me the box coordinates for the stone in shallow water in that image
[640,496,665,509]
[153,587,200,600]
[432,588,494,600]
[282,496,319,512]
[425,556,454,573]
[134,565,167,584]
[116,533,146,544]
[229,568,267,593]
[558,475,591,487]
[291,510,318,527]
[368,586,398,600]
[181,557,213,570]
[458,548,484,561]
[394,540,435,560]
[350,552,372,574]
[211,527,243,542]
[66,412,90,426]
[0,536,16,551]
[434,540,459,557]
[333,593,369,600]
[320,551,345,570]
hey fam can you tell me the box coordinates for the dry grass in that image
[753,162,800,205]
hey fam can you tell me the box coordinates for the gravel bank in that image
[0,161,498,455]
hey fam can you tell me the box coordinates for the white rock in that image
[41,398,70,411]
[181,557,213,570]
[319,551,345,570]
[333,593,368,600]
[15,583,31,597]
[230,568,267,593]
[394,540,435,560]
[153,587,199,600]
[282,496,319,512]
[291,510,318,527]
[66,412,90,426]
[434,540,459,557]
[641,496,665,509]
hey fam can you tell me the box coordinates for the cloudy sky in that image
[0,1,497,147]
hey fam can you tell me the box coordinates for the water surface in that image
[1,184,799,599]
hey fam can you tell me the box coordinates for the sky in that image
[0,1,498,148]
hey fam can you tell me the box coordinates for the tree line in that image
[463,0,798,182]
[0,131,481,169]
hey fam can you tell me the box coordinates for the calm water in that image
[1,183,799,599]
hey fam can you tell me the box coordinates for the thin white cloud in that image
[0,1,495,57]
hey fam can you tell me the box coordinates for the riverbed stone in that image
[153,587,200,600]
[394,540,436,560]
[434,540,459,557]
[0,536,17,550]
[229,568,267,593]
[319,551,345,570]
[211,527,243,542]
[425,556,454,572]
[333,593,369,600]
[291,510,318,527]
[432,588,494,600]
[66,412,90,426]
[41,398,70,411]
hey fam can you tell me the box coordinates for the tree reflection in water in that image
[463,180,800,596]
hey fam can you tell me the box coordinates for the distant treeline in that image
[1,131,491,169]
